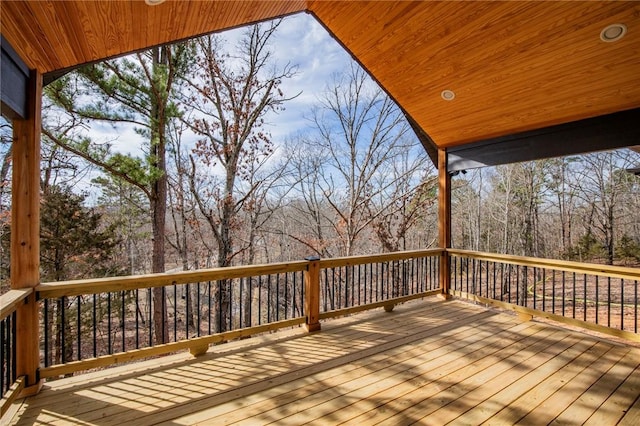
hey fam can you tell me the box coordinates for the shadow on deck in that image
[8,297,640,425]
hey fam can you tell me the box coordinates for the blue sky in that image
[92,12,353,156]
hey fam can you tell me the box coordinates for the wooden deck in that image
[7,298,640,425]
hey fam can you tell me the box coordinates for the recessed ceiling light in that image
[600,23,627,42]
[145,0,166,6]
[441,90,456,101]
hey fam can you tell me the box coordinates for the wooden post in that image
[11,69,42,396]
[438,148,452,300]
[304,256,321,332]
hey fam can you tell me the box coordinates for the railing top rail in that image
[319,248,443,269]
[37,250,444,299]
[0,288,32,321]
[447,249,640,281]
[37,260,310,298]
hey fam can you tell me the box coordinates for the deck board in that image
[8,297,640,425]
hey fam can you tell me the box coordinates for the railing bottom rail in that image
[451,289,640,343]
[39,317,306,379]
[319,290,441,320]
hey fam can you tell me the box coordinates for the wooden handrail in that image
[0,289,32,321]
[37,261,309,298]
[318,249,443,269]
[447,249,640,281]
[36,250,444,299]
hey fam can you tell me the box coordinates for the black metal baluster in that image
[358,264,362,306]
[229,279,233,331]
[44,299,50,367]
[595,276,599,325]
[285,273,289,319]
[148,288,152,348]
[174,284,178,341]
[493,263,498,300]
[343,266,348,308]
[551,271,556,314]
[500,263,504,301]
[374,263,378,302]
[135,289,139,349]
[267,275,271,323]
[572,273,577,319]
[1,317,5,395]
[533,267,537,309]
[621,279,624,331]
[77,295,82,361]
[275,274,280,321]
[466,258,470,294]
[197,282,201,336]
[562,271,566,316]
[185,283,190,339]
[386,261,391,299]
[208,281,212,335]
[250,277,254,325]
[542,269,546,312]
[218,280,223,332]
[93,294,98,357]
[121,291,125,352]
[258,276,262,326]
[429,255,432,291]
[107,293,111,355]
[351,265,355,306]
[507,264,512,303]
[607,277,611,328]
[11,314,16,384]
[162,286,166,343]
[61,297,67,362]
[584,274,587,322]
[368,262,372,303]
[300,271,305,316]
[515,265,520,305]
[485,261,490,298]
[239,277,244,327]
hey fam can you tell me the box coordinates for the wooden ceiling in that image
[2,0,639,150]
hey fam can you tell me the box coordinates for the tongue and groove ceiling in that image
[1,0,639,154]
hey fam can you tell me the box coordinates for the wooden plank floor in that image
[7,298,640,425]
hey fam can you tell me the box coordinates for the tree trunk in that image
[150,46,169,344]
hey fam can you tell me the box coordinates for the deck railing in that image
[34,249,442,379]
[449,249,640,342]
[0,289,30,416]
[319,252,440,319]
[3,247,639,419]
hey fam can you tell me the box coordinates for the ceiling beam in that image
[448,108,640,173]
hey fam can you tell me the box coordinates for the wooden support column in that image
[304,256,321,332]
[11,69,42,396]
[438,148,452,300]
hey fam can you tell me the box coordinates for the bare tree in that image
[183,21,296,331]
[308,64,413,256]
[370,144,437,252]
[574,151,636,264]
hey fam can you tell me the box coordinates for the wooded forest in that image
[1,21,639,296]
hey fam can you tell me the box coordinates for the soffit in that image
[310,1,640,147]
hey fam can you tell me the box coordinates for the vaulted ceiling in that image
[2,0,639,152]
